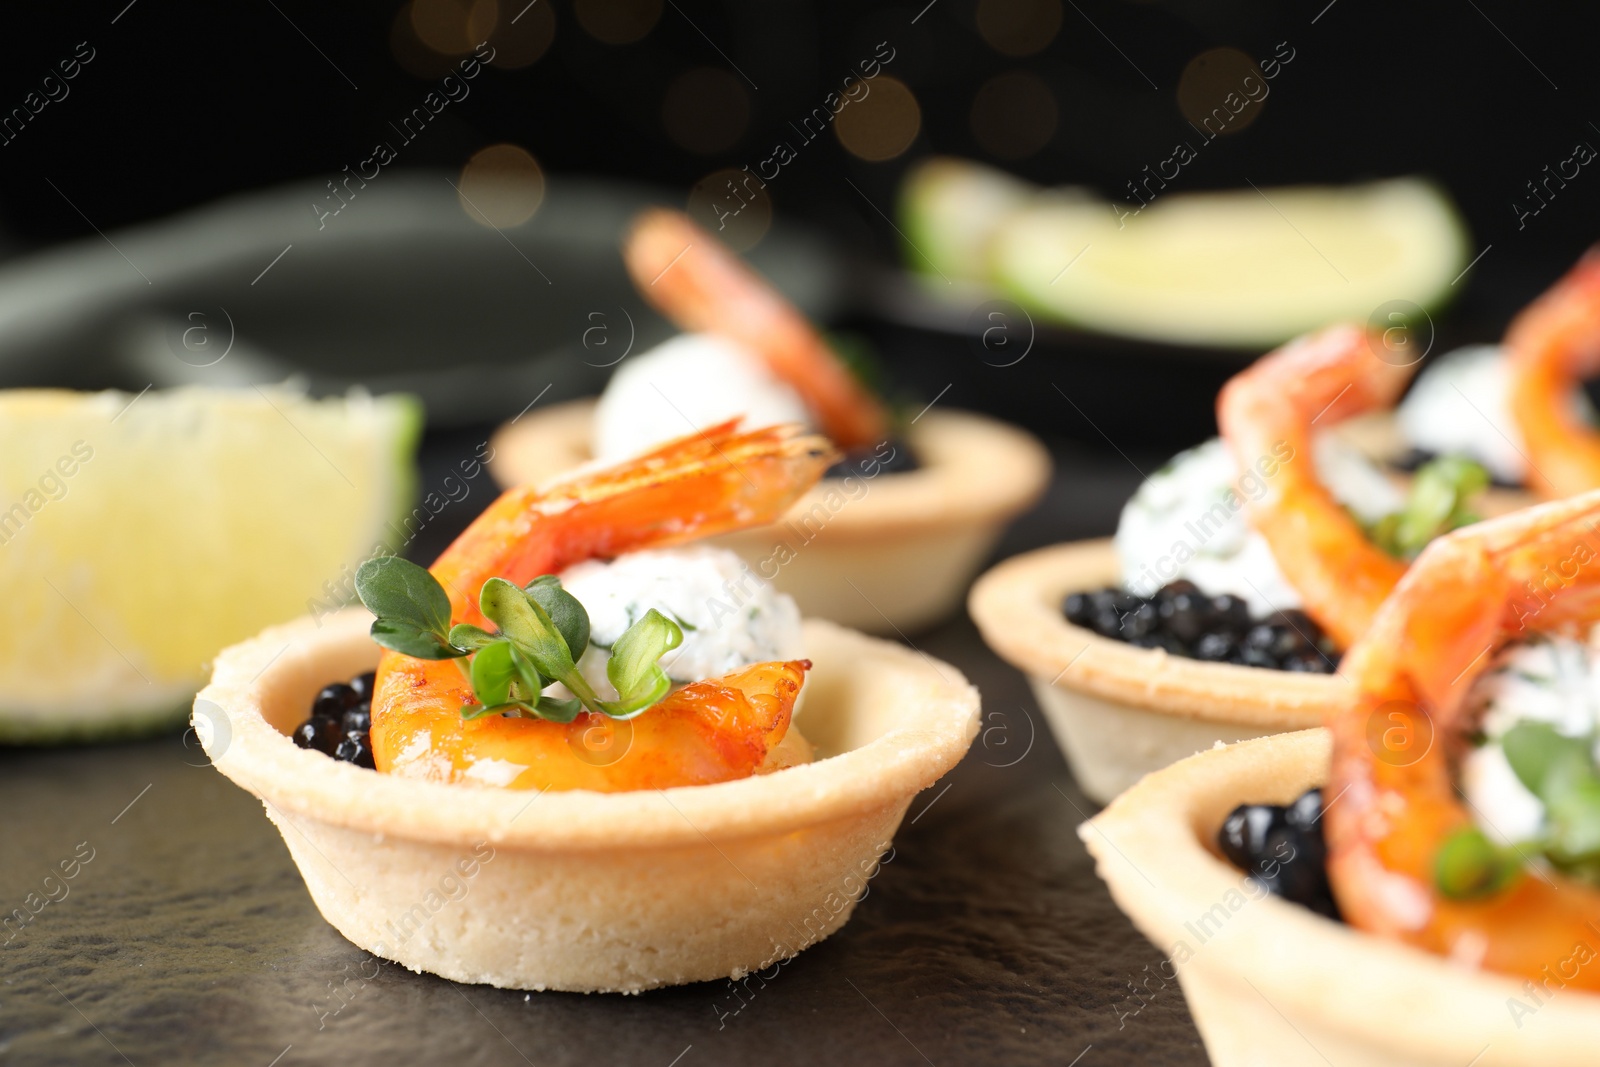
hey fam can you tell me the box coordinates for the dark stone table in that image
[0,436,1211,1066]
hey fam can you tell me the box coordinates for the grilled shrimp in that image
[370,421,835,791]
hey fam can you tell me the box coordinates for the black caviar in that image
[1217,789,1342,920]
[825,436,920,479]
[1062,581,1339,673]
[293,671,377,769]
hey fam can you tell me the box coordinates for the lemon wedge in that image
[0,387,420,740]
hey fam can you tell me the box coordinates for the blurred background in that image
[0,0,1596,460]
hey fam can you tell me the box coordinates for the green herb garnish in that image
[354,557,683,723]
[1434,825,1523,900]
[1502,720,1600,875]
[1367,454,1489,560]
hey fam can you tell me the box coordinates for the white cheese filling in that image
[592,333,811,462]
[1115,436,1403,614]
[1463,630,1600,847]
[555,545,804,700]
[1396,345,1525,484]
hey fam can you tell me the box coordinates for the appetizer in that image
[492,209,1049,634]
[1084,491,1600,1066]
[0,386,418,742]
[196,421,980,992]
[1343,248,1600,508]
[971,325,1489,802]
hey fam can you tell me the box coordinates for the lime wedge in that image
[898,156,1039,284]
[0,387,421,741]
[993,178,1468,347]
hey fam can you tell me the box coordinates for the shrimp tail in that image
[623,209,890,450]
[1507,246,1600,499]
[1218,325,1415,648]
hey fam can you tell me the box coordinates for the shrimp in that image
[1217,324,1415,649]
[369,420,836,792]
[1325,490,1600,987]
[1506,248,1600,500]
[623,208,889,450]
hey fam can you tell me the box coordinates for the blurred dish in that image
[493,210,1051,635]
[0,174,839,427]
[972,325,1493,801]
[1082,729,1600,1066]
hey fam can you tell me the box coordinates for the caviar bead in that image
[1119,601,1159,639]
[342,706,372,734]
[1062,592,1097,627]
[334,731,377,769]
[1193,631,1235,662]
[1158,592,1211,643]
[292,720,323,751]
[293,716,342,754]
[1156,579,1201,600]
[349,671,378,701]
[1210,594,1252,634]
[312,683,359,719]
[1217,790,1342,920]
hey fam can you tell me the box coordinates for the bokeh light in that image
[486,0,556,69]
[686,167,772,253]
[391,2,460,77]
[662,68,751,155]
[457,143,546,228]
[975,0,1062,58]
[574,0,662,44]
[1176,47,1266,136]
[834,76,921,162]
[970,71,1057,159]
[411,0,498,55]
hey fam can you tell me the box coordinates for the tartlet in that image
[491,399,1051,634]
[196,608,979,993]
[1083,728,1600,1066]
[968,540,1348,804]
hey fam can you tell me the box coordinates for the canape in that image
[973,325,1495,803]
[195,422,979,992]
[491,208,1048,635]
[199,610,977,993]
[1082,729,1600,1067]
[1086,491,1600,1065]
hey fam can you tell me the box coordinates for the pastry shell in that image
[1083,728,1600,1066]
[195,609,979,993]
[968,539,1350,804]
[490,400,1051,634]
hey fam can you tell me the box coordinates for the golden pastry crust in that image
[970,539,1347,802]
[1084,729,1600,1067]
[196,610,979,992]
[486,400,1050,633]
[969,539,1346,726]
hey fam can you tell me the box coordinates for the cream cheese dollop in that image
[1115,436,1403,614]
[1463,630,1600,846]
[1396,345,1526,484]
[593,333,810,462]
[555,545,803,699]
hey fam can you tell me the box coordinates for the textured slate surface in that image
[0,437,1211,1067]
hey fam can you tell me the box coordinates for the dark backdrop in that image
[0,0,1596,441]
